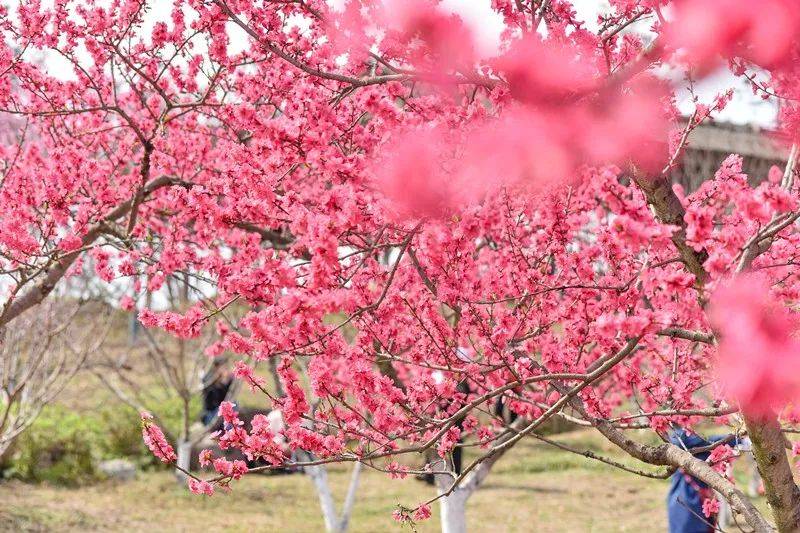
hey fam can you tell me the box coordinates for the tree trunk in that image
[175,439,191,483]
[430,420,525,533]
[629,169,787,531]
[302,461,362,533]
[438,489,468,533]
[304,463,340,532]
[630,172,708,285]
[436,474,471,533]
[745,414,800,532]
[337,462,362,533]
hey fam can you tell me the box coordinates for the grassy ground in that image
[0,428,687,533]
[0,321,769,531]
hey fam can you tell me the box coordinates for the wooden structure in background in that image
[672,121,790,191]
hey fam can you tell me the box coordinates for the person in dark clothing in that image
[494,395,518,425]
[667,429,735,533]
[200,359,232,426]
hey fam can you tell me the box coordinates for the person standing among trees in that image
[200,358,232,427]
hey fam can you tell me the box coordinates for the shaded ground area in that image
[0,430,677,532]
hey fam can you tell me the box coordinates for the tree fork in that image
[632,168,800,532]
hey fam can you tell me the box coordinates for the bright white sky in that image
[441,0,776,127]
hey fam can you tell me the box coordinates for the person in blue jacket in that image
[667,429,733,533]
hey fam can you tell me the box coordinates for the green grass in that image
[0,327,771,532]
[0,429,696,532]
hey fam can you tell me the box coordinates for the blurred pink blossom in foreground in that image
[664,0,800,70]
[710,276,800,417]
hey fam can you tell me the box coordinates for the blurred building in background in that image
[673,120,790,192]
